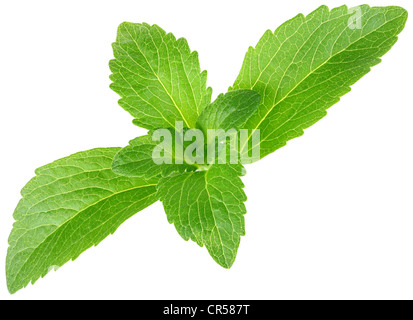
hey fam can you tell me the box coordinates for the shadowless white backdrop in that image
[0,0,412,300]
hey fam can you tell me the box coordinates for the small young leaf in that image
[110,22,212,130]
[113,89,260,178]
[158,164,246,268]
[231,5,408,160]
[6,148,158,294]
[196,89,261,134]
[112,135,162,178]
[112,131,198,179]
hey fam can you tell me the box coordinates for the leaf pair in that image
[6,5,408,294]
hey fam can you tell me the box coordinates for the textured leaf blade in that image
[231,5,408,160]
[110,22,212,129]
[6,148,158,294]
[158,164,246,268]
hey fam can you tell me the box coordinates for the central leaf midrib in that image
[125,27,192,128]
[204,170,229,267]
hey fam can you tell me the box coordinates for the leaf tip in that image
[6,266,21,295]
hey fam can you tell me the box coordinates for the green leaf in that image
[110,22,212,130]
[196,89,261,134]
[158,164,247,268]
[231,5,408,160]
[6,148,158,294]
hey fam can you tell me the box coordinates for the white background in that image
[0,0,412,300]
